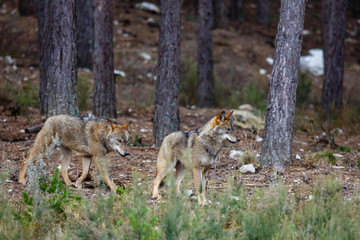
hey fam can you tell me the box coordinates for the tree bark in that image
[321,0,347,120]
[93,0,116,118]
[197,0,215,108]
[229,0,244,22]
[38,0,78,117]
[212,0,228,29]
[76,0,94,70]
[37,0,46,114]
[256,0,271,24]
[259,0,306,170]
[153,0,181,147]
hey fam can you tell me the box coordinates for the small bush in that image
[306,150,337,166]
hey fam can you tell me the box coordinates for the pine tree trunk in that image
[197,0,214,108]
[76,0,94,70]
[321,0,347,120]
[259,0,306,171]
[212,0,228,29]
[38,0,78,117]
[37,0,46,114]
[93,0,116,118]
[230,0,244,22]
[153,0,181,147]
[256,0,271,24]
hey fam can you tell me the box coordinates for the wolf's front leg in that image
[193,167,207,205]
[94,156,117,192]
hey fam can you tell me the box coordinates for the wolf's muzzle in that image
[227,137,241,143]
[117,150,130,157]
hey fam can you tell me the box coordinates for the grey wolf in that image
[18,114,131,192]
[152,111,240,204]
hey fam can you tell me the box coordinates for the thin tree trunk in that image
[37,0,46,114]
[197,0,215,108]
[93,0,116,118]
[153,0,181,147]
[213,0,228,29]
[39,0,78,117]
[230,0,244,22]
[256,0,271,24]
[76,0,94,70]
[259,0,306,171]
[321,0,347,120]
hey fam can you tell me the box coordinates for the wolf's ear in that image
[213,111,226,126]
[107,119,117,132]
[123,121,131,130]
[225,111,234,120]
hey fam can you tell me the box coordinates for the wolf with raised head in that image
[152,111,240,204]
[18,114,131,192]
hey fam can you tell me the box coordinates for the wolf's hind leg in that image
[75,156,92,189]
[60,148,73,186]
[19,156,31,185]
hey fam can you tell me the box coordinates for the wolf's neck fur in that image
[197,128,224,157]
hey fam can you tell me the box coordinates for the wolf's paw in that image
[151,194,162,200]
[18,178,26,185]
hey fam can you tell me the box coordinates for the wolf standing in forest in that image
[18,115,131,192]
[152,111,240,204]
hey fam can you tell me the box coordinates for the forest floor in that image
[1,106,359,203]
[0,0,360,204]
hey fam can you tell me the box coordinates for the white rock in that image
[229,150,244,159]
[333,153,344,158]
[139,52,151,61]
[266,57,274,65]
[259,68,266,75]
[239,164,256,174]
[255,136,263,142]
[140,128,149,133]
[303,30,312,35]
[114,69,126,77]
[5,55,14,64]
[296,154,301,160]
[332,166,345,169]
[256,153,260,158]
[330,128,343,135]
[20,129,25,133]
[113,20,119,25]
[147,17,155,24]
[231,196,240,201]
[184,189,193,196]
[300,148,304,152]
[135,2,160,13]
[300,49,324,76]
[5,179,13,183]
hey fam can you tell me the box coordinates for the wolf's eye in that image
[117,139,122,143]
[227,128,231,131]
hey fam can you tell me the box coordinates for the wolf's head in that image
[211,111,240,144]
[107,120,131,157]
